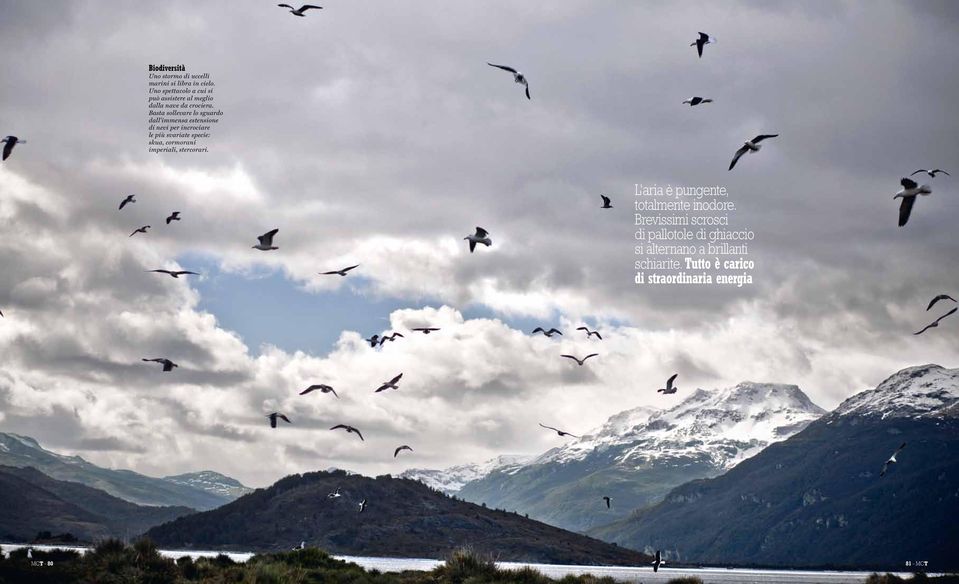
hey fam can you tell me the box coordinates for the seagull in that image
[292,541,305,551]
[300,384,338,397]
[728,134,778,171]
[576,326,602,340]
[880,442,906,477]
[358,499,367,513]
[394,445,413,458]
[327,487,341,499]
[894,177,933,227]
[690,32,716,58]
[411,327,441,334]
[682,96,713,106]
[652,550,665,572]
[129,225,151,237]
[330,424,364,441]
[927,294,957,311]
[375,373,403,392]
[561,353,599,366]
[252,229,279,250]
[602,496,612,509]
[600,195,613,209]
[487,63,530,100]
[266,412,291,428]
[118,194,136,210]
[378,332,405,345]
[539,423,579,438]
[278,4,322,16]
[532,327,563,337]
[320,264,359,276]
[657,373,679,394]
[165,211,181,224]
[913,307,957,335]
[911,168,950,178]
[142,358,178,372]
[1,136,25,161]
[366,334,380,347]
[465,227,492,253]
[148,269,199,279]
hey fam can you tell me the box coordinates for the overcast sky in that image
[0,1,957,488]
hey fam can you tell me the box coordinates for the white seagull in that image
[358,499,368,513]
[728,134,779,171]
[253,229,279,250]
[1,136,25,161]
[465,227,492,253]
[880,442,906,477]
[487,63,530,100]
[652,550,666,572]
[894,177,932,227]
[330,424,364,441]
[375,373,403,393]
[682,96,713,106]
[690,32,716,58]
[576,326,602,340]
[278,4,322,17]
[657,373,679,394]
[327,487,342,499]
[911,168,949,178]
[532,327,562,337]
[119,194,136,210]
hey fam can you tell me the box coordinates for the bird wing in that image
[576,327,588,332]
[532,327,545,334]
[487,63,517,74]
[390,373,403,384]
[927,294,957,311]
[353,428,364,440]
[548,328,563,335]
[667,373,679,389]
[178,271,199,276]
[898,195,916,227]
[525,85,531,100]
[119,197,131,210]
[2,140,13,161]
[696,39,704,57]
[910,170,927,176]
[728,145,749,171]
[269,414,278,428]
[938,170,950,176]
[583,353,599,361]
[539,423,560,432]
[468,239,476,253]
[299,386,316,395]
[278,3,294,7]
[935,306,958,324]
[601,195,610,205]
[331,424,348,432]
[752,134,778,143]
[475,227,489,238]
[149,270,172,275]
[342,264,359,273]
[900,177,918,189]
[279,414,291,424]
[913,322,935,335]
[258,228,279,245]
[560,354,579,362]
[595,332,603,340]
[300,4,323,10]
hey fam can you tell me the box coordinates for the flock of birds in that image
[0,4,953,570]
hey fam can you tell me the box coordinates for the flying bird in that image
[378,332,405,345]
[880,442,907,477]
[358,499,367,513]
[0,309,3,317]
[576,326,602,340]
[292,541,305,551]
[330,424,364,441]
[375,373,404,392]
[1,136,25,161]
[927,294,957,311]
[278,4,322,16]
[465,227,492,253]
[366,334,380,347]
[300,384,338,397]
[657,373,679,394]
[914,307,957,335]
[142,358,178,372]
[690,32,716,58]
[252,229,279,250]
[487,63,530,100]
[560,353,599,366]
[129,225,151,237]
[266,412,291,428]
[320,264,359,276]
[602,496,612,509]
[532,327,563,337]
[165,211,181,224]
[327,487,341,499]
[539,423,579,438]
[411,327,440,334]
[652,550,665,572]
[148,269,199,279]
[911,168,949,178]
[728,134,778,171]
[894,177,932,227]
[600,195,612,209]
[682,96,713,106]
[118,194,136,210]
[394,445,413,458]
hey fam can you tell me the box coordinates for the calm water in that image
[0,544,913,583]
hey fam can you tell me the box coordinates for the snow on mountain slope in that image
[163,470,253,499]
[400,454,534,494]
[831,364,959,420]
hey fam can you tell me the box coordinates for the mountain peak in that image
[832,363,959,420]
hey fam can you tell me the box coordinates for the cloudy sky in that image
[0,1,957,488]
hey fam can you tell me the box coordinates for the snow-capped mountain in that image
[457,381,825,532]
[163,470,253,500]
[400,455,534,494]
[830,364,959,420]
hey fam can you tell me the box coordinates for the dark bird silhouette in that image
[165,211,181,224]
[600,195,612,209]
[366,334,380,347]
[927,294,957,311]
[148,269,199,279]
[266,412,291,428]
[300,384,338,397]
[129,225,151,237]
[465,227,491,253]
[330,424,364,440]
[532,327,562,337]
[914,307,957,335]
[729,134,778,171]
[911,168,949,178]
[358,499,367,513]
[682,96,713,106]
[602,496,612,509]
[375,373,403,392]
[394,445,413,458]
[487,63,530,99]
[539,423,579,438]
[690,32,716,58]
[880,442,907,477]
[576,326,602,340]
[560,353,599,366]
[253,229,279,250]
[1,136,25,161]
[278,4,322,16]
[411,327,440,334]
[895,177,933,227]
[320,264,359,276]
[118,194,136,210]
[657,373,679,394]
[378,332,405,345]
[142,358,178,372]
[652,550,665,572]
